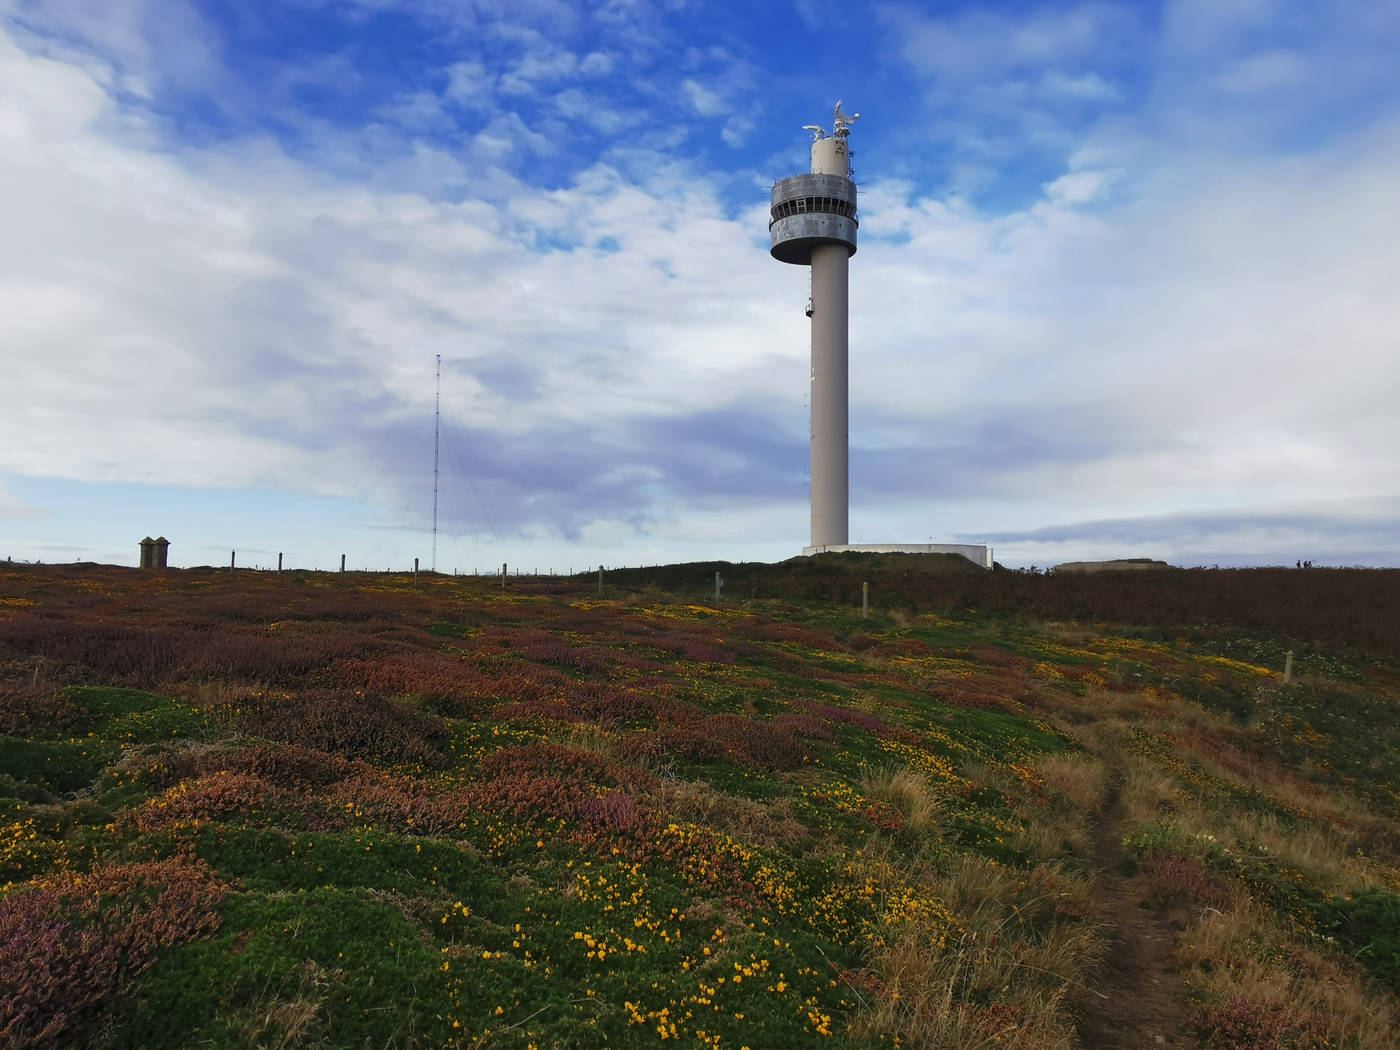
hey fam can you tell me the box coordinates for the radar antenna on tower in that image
[833,99,860,137]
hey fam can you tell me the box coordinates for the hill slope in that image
[1,563,1398,1049]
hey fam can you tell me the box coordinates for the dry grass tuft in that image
[1033,752,1107,814]
[1119,756,1190,828]
[238,997,324,1050]
[657,778,810,849]
[1180,889,1398,1050]
[545,722,617,757]
[1012,752,1108,861]
[851,854,1101,1050]
[860,764,945,840]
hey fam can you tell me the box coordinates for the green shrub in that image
[0,736,111,793]
[67,687,169,719]
[1314,888,1400,993]
[99,889,452,1050]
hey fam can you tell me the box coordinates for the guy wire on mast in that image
[432,354,441,573]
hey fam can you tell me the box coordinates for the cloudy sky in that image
[2,0,1398,572]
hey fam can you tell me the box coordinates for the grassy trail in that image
[1076,766,1195,1048]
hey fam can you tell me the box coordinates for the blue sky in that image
[3,0,1399,572]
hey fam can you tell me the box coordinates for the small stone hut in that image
[139,536,171,569]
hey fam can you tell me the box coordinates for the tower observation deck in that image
[771,101,859,549]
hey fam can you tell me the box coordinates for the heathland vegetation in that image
[1,559,1397,1049]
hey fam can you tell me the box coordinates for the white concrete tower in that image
[770,101,859,549]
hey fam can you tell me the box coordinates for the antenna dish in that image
[833,99,860,138]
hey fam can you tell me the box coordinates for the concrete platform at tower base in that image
[802,543,993,569]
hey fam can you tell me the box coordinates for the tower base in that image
[802,542,993,569]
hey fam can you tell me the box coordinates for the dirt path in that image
[1075,771,1197,1050]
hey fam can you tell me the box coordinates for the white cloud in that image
[499,47,581,95]
[579,50,614,76]
[1040,70,1121,102]
[720,113,754,147]
[0,483,39,520]
[879,2,1137,82]
[0,30,106,132]
[1212,48,1308,93]
[1161,0,1279,56]
[872,2,1138,174]
[792,0,840,32]
[475,111,557,158]
[445,60,493,103]
[681,78,726,118]
[2,0,220,93]
[553,87,638,134]
[1040,168,1112,204]
[846,110,1400,537]
[0,22,802,515]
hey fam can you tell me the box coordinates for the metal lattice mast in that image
[432,354,441,573]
